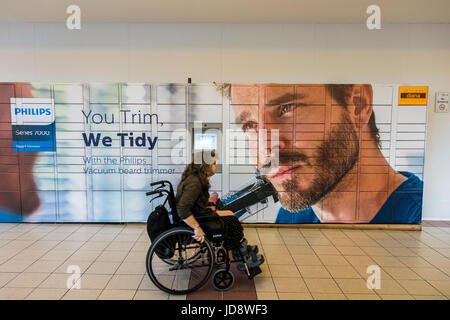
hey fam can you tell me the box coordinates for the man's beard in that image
[276,113,359,212]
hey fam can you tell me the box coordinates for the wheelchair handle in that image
[150,180,172,188]
[150,181,164,187]
[146,190,162,196]
[150,180,174,195]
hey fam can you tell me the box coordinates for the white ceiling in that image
[0,0,449,23]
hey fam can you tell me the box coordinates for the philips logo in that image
[15,107,51,116]
[10,98,55,125]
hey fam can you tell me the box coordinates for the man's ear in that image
[351,84,373,128]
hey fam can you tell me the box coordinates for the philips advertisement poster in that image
[0,83,426,224]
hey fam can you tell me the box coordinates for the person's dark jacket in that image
[175,174,223,232]
[175,175,213,220]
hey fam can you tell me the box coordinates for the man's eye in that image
[279,103,296,116]
[242,121,257,132]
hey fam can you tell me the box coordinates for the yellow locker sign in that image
[398,86,428,105]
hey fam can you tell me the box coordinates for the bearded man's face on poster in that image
[232,84,375,212]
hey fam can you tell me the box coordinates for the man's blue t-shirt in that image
[275,171,423,224]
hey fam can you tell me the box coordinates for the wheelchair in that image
[145,180,261,295]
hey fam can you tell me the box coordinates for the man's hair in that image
[325,84,380,147]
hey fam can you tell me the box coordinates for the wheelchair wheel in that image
[212,269,234,291]
[146,227,215,295]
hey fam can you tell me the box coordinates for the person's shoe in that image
[237,239,258,255]
[236,253,264,272]
[245,253,265,269]
[233,239,262,269]
[247,244,258,254]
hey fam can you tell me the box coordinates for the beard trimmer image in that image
[215,171,279,221]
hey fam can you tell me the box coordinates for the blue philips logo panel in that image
[10,98,56,152]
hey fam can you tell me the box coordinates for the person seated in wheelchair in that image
[175,150,265,273]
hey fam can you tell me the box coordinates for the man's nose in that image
[266,131,293,153]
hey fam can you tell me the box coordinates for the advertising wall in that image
[0,83,427,224]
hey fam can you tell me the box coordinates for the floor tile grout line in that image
[368,243,450,297]
[1,223,449,300]
[0,224,87,292]
[421,227,450,243]
[255,227,282,298]
[305,230,360,298]
[94,224,143,300]
[61,223,126,300]
[23,224,102,300]
[0,223,84,267]
[278,227,318,299]
[23,224,108,300]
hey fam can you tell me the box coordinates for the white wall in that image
[0,23,449,220]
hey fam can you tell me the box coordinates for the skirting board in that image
[7,222,421,231]
[243,223,422,231]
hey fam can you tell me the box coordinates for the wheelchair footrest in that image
[247,266,262,280]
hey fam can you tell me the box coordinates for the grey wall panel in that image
[188,84,222,104]
[157,84,186,104]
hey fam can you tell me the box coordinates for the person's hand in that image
[216,210,235,217]
[208,192,219,204]
[192,226,205,243]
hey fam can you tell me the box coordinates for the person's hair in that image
[325,84,380,147]
[181,150,217,191]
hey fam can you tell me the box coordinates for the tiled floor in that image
[0,222,449,300]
